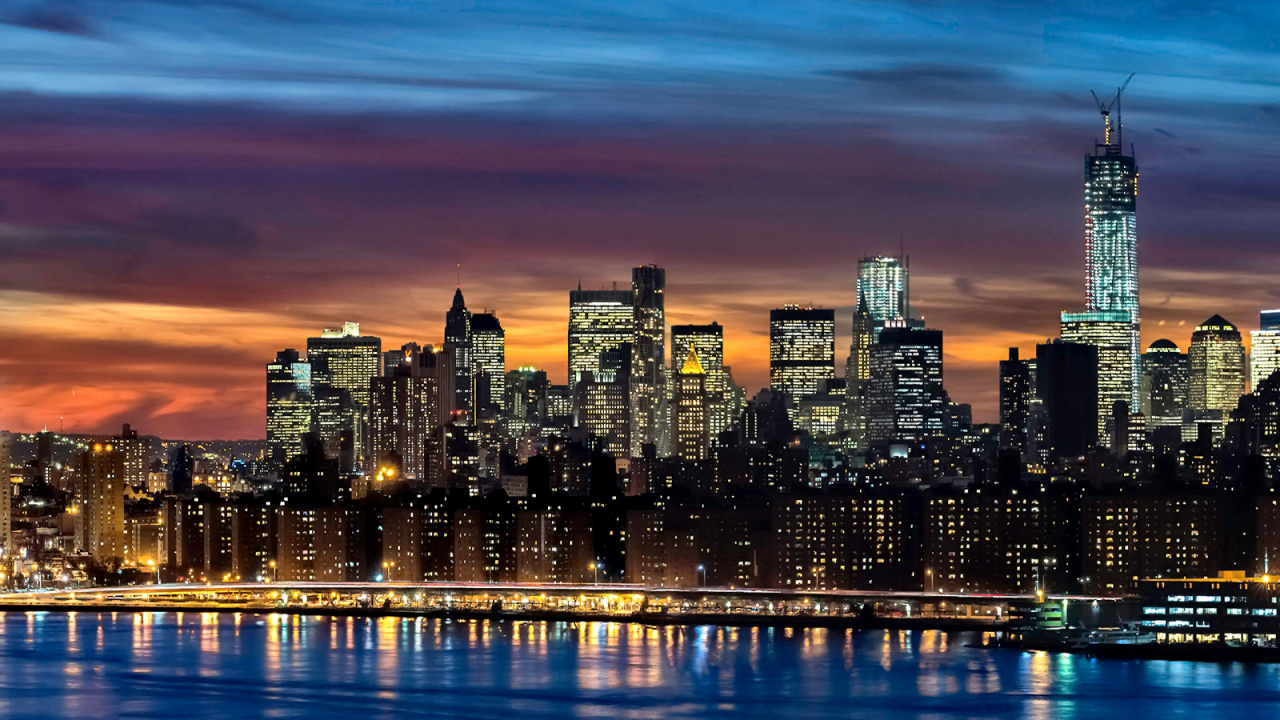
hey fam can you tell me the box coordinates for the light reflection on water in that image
[0,612,1278,719]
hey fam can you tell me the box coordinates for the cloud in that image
[3,1,96,38]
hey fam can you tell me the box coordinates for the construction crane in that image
[1090,72,1135,146]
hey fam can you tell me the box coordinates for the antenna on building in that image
[456,263,461,288]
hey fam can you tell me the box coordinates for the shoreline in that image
[0,601,1006,631]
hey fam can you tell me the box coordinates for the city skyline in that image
[2,1,1279,439]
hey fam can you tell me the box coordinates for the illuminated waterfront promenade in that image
[0,582,1128,629]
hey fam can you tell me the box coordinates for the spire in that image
[451,286,466,311]
[679,347,705,375]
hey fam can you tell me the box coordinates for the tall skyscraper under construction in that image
[1083,76,1141,408]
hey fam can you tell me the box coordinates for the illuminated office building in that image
[856,254,908,327]
[568,286,634,384]
[1084,100,1141,407]
[865,327,945,446]
[630,265,667,457]
[471,312,506,414]
[573,344,632,459]
[673,348,710,461]
[368,347,455,486]
[266,349,313,464]
[1188,314,1247,422]
[1250,309,1280,391]
[1140,339,1188,429]
[76,443,126,563]
[307,322,381,471]
[769,305,835,403]
[1061,311,1135,445]
[671,322,735,437]
[445,288,473,413]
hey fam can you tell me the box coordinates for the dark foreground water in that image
[0,612,1277,719]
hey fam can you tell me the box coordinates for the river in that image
[0,611,1275,718]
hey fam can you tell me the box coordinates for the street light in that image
[697,564,706,587]
[589,562,600,585]
[268,560,277,583]
[147,559,159,585]
[926,568,933,593]
[383,561,395,582]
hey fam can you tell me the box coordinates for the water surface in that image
[0,612,1274,718]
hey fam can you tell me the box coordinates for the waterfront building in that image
[1250,309,1280,391]
[471,312,505,415]
[769,305,835,404]
[568,286,634,385]
[772,494,915,591]
[1138,571,1280,642]
[1082,495,1223,594]
[1061,310,1136,444]
[1141,339,1188,429]
[630,265,668,457]
[1188,314,1247,429]
[266,349,313,464]
[75,443,126,563]
[924,491,1074,595]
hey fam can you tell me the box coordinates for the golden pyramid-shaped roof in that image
[679,347,705,375]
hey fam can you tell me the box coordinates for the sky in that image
[0,0,1277,439]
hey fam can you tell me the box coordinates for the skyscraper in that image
[630,265,667,457]
[1188,314,1247,423]
[999,348,1031,455]
[847,255,910,449]
[1061,310,1136,445]
[769,305,835,404]
[1083,91,1141,406]
[76,443,126,563]
[568,286,634,384]
[307,322,382,472]
[368,347,455,486]
[471,312,506,415]
[673,348,710,461]
[1036,340,1099,460]
[266,349,313,465]
[856,254,909,326]
[1141,339,1188,429]
[865,327,945,446]
[573,344,632,459]
[445,288,473,414]
[671,323,733,437]
[1251,309,1280,391]
[0,431,10,559]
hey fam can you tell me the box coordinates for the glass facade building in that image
[865,327,945,446]
[629,265,667,457]
[266,348,313,464]
[769,305,835,404]
[471,312,506,414]
[1061,310,1136,445]
[1141,339,1188,429]
[1084,123,1141,407]
[1250,309,1280,392]
[568,287,634,385]
[1189,314,1247,420]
